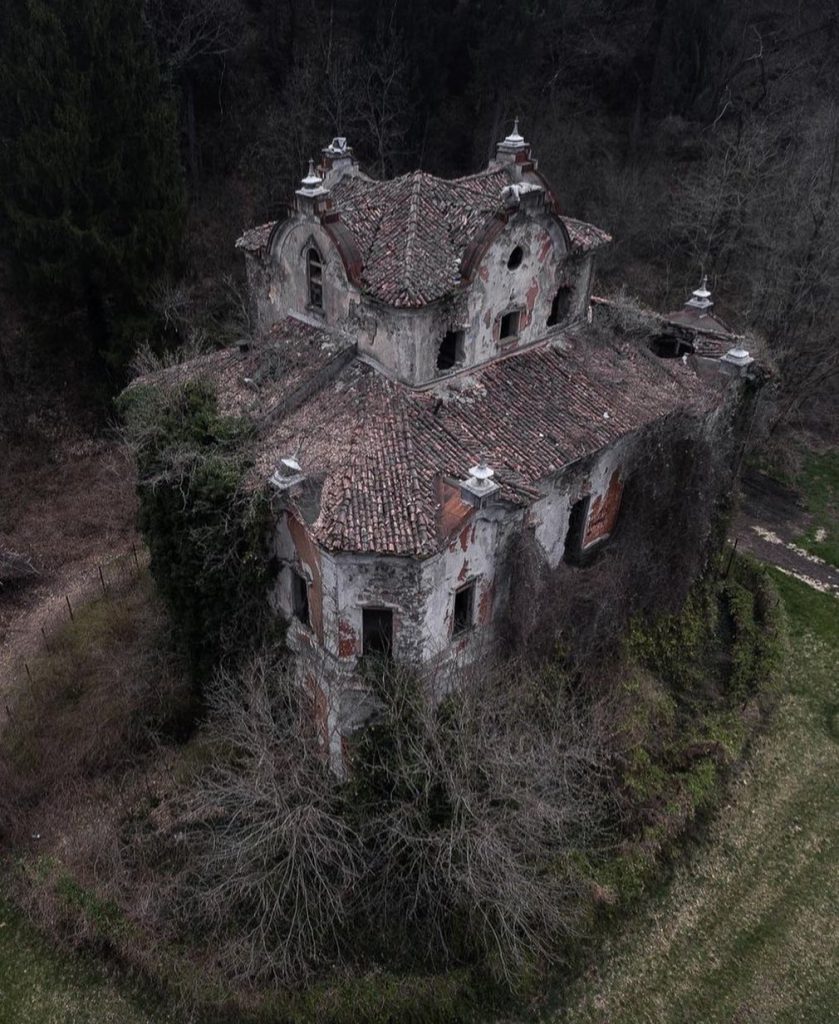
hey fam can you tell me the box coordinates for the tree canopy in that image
[0,0,184,378]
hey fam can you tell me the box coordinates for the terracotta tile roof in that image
[130,318,354,421]
[234,176,611,306]
[203,325,717,558]
[235,221,275,253]
[329,169,511,307]
[663,307,739,357]
[562,217,612,253]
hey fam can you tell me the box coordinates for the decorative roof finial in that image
[499,118,527,152]
[686,272,713,312]
[299,157,325,194]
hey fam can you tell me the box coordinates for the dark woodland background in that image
[1,0,838,434]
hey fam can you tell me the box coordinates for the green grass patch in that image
[794,449,839,567]
[550,573,839,1024]
[0,890,172,1024]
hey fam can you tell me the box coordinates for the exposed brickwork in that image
[584,470,624,547]
[287,513,324,642]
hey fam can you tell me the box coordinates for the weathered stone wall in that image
[248,203,595,387]
[532,435,633,568]
[255,216,359,329]
[350,206,594,387]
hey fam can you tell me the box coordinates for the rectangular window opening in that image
[452,582,475,636]
[437,329,465,371]
[291,568,310,625]
[362,607,393,658]
[547,286,572,327]
[563,495,591,565]
[499,309,521,341]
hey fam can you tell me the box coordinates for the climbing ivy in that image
[118,379,275,686]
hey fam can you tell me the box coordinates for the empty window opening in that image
[507,245,524,269]
[437,329,465,371]
[649,334,690,359]
[452,582,475,637]
[563,495,591,564]
[499,309,521,340]
[547,286,572,327]
[291,568,310,625]
[362,607,393,658]
[307,247,323,309]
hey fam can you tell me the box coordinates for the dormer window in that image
[499,309,521,341]
[307,247,323,309]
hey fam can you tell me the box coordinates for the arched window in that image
[307,247,323,309]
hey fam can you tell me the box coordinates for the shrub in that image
[118,379,275,684]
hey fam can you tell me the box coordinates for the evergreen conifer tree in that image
[0,0,184,379]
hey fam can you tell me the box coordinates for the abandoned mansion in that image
[146,125,757,759]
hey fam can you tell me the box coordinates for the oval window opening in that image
[507,246,523,269]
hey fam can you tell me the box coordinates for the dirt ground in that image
[0,432,139,697]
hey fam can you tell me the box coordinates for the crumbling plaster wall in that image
[531,435,634,568]
[416,504,523,680]
[464,210,571,366]
[346,211,594,388]
[252,217,359,329]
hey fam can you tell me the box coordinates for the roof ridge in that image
[398,171,424,305]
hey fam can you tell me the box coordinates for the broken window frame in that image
[499,308,522,342]
[307,246,324,310]
[361,606,394,659]
[436,328,466,371]
[451,581,476,637]
[290,567,310,626]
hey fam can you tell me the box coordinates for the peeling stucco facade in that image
[230,130,742,768]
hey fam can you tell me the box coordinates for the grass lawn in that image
[551,570,839,1024]
[794,449,839,568]
[0,892,174,1024]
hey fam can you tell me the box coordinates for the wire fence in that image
[5,543,150,718]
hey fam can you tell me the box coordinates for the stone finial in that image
[686,273,713,312]
[299,158,325,194]
[498,117,528,153]
[461,460,500,505]
[468,461,495,487]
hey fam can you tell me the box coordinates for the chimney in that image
[460,460,500,506]
[295,159,330,218]
[269,456,305,491]
[321,137,358,187]
[494,118,534,180]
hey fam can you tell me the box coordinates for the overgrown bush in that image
[151,654,616,988]
[118,378,274,685]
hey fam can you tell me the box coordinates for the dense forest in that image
[1,0,838,438]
